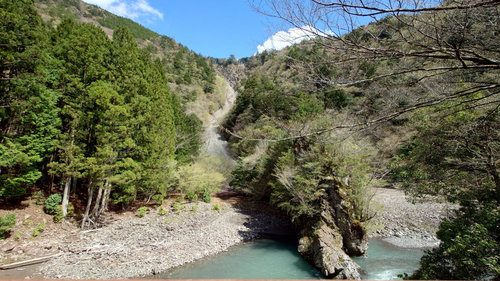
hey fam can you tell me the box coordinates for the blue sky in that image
[82,0,294,58]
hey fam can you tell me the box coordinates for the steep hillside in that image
[0,0,233,236]
[222,1,499,279]
[35,0,225,125]
[35,0,157,39]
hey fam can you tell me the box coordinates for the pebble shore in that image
[3,188,456,279]
[39,201,288,279]
[370,187,457,248]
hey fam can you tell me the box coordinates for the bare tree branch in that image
[222,84,500,142]
[310,0,499,17]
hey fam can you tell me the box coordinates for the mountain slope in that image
[35,0,157,40]
[35,0,226,125]
[223,1,499,279]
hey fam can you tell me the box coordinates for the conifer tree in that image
[107,27,179,205]
[48,19,113,221]
[0,0,206,223]
[0,0,61,200]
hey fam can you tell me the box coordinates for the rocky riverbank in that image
[369,187,457,248]
[1,187,456,280]
[36,200,290,279]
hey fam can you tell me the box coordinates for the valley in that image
[1,0,498,280]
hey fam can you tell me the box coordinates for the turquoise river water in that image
[151,238,425,280]
[152,239,322,279]
[353,238,425,280]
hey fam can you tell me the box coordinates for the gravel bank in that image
[369,187,457,248]
[38,201,289,279]
[5,188,455,279]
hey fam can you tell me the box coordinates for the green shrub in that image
[411,204,500,280]
[32,191,45,205]
[136,206,148,218]
[157,206,168,216]
[0,214,16,239]
[185,191,198,202]
[202,188,212,203]
[212,203,221,212]
[230,160,259,190]
[271,140,377,222]
[172,202,181,213]
[323,88,350,109]
[177,157,225,199]
[31,223,45,237]
[44,194,62,215]
[359,60,377,78]
[152,194,164,206]
[53,206,64,223]
[190,204,198,213]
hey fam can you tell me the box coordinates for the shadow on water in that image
[146,193,322,279]
[148,238,322,279]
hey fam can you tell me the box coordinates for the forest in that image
[0,0,499,280]
[0,0,218,228]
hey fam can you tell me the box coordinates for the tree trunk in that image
[72,177,77,194]
[81,180,94,229]
[61,177,71,217]
[92,183,104,218]
[49,153,55,193]
[99,181,111,214]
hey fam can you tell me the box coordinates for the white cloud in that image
[257,26,319,54]
[82,0,163,20]
[134,0,163,19]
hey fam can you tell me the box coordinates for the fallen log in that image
[0,254,59,270]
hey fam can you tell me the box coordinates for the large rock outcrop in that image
[296,178,368,279]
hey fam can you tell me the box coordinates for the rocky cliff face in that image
[215,63,246,89]
[296,179,368,279]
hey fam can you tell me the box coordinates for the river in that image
[1,238,426,280]
[150,239,322,279]
[353,238,425,279]
[148,238,424,280]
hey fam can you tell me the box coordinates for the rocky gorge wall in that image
[296,179,368,279]
[216,66,369,279]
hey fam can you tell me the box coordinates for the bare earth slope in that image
[203,78,237,163]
